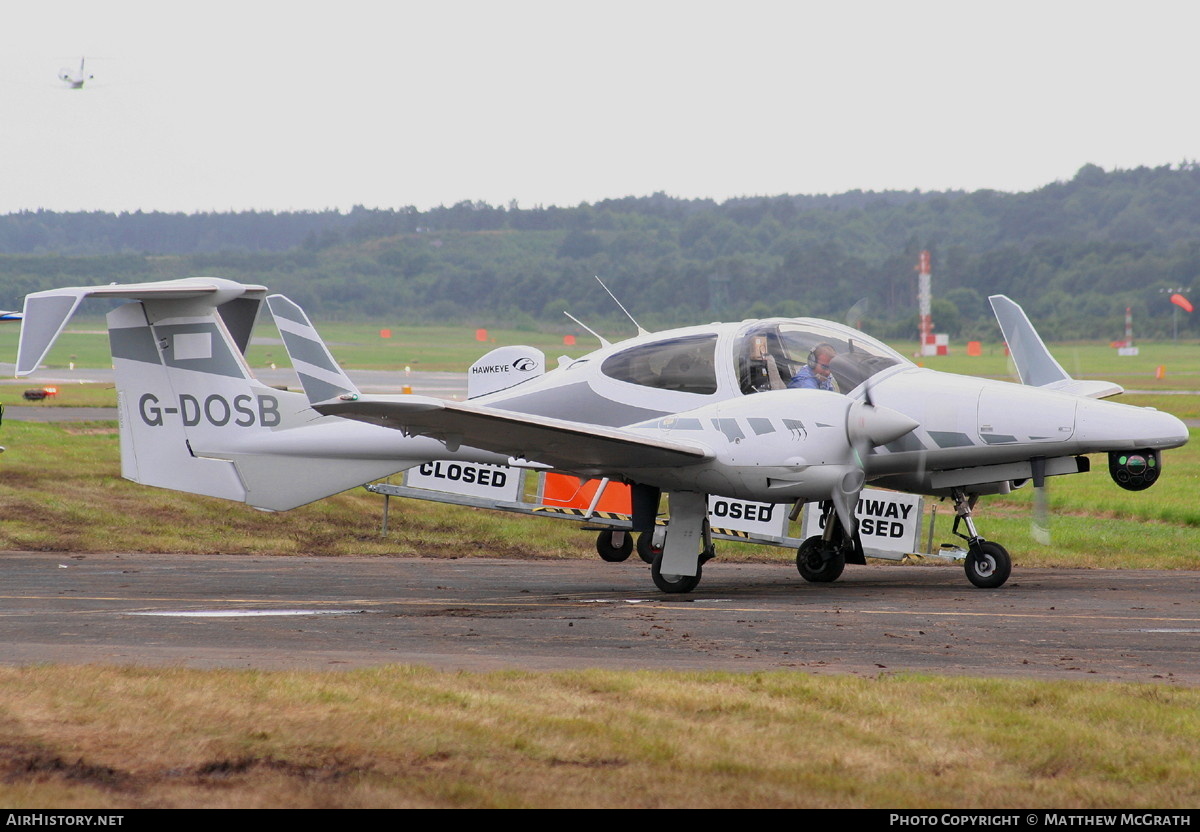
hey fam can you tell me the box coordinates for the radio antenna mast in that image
[563,311,611,348]
[596,275,648,336]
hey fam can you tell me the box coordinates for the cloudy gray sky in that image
[2,0,1196,214]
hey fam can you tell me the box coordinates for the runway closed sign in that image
[406,461,522,502]
[800,489,923,556]
[707,496,788,538]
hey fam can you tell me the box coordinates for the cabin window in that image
[600,334,718,395]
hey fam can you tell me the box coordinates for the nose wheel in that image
[965,540,1011,588]
[952,488,1013,589]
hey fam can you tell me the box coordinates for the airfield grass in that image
[1,417,1199,568]
[7,316,1200,379]
[0,666,1198,808]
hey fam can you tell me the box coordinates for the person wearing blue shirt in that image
[788,344,837,391]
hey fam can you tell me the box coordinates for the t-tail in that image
[16,278,450,510]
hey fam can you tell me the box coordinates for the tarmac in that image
[1,551,1198,684]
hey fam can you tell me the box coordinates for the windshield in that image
[736,319,910,395]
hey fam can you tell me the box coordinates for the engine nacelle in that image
[1109,449,1161,491]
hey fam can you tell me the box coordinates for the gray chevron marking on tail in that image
[267,294,359,402]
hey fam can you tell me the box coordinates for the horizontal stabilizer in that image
[1041,379,1125,399]
[989,294,1123,399]
[17,278,266,376]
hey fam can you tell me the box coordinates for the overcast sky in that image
[2,0,1197,215]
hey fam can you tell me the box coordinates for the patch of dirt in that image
[0,742,133,792]
[183,756,362,784]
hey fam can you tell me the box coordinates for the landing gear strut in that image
[951,488,1012,589]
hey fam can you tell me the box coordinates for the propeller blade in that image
[831,466,866,534]
[1031,484,1051,545]
[833,399,918,535]
[1030,457,1050,544]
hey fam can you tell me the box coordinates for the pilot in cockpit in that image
[745,336,787,392]
[788,343,839,392]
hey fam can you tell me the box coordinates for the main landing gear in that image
[795,500,862,584]
[950,488,1012,589]
[594,489,715,595]
[649,521,715,594]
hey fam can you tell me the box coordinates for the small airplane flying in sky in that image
[15,278,1189,593]
[57,57,94,89]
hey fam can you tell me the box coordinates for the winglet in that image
[989,295,1123,398]
[266,294,359,403]
[17,290,88,376]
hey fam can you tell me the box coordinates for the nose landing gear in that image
[951,488,1012,589]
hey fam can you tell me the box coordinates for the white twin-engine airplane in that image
[16,278,1189,594]
[57,57,94,89]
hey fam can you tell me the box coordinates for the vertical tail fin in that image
[19,278,415,510]
[989,294,1123,399]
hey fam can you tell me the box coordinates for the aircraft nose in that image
[1076,399,1190,451]
[1147,409,1190,449]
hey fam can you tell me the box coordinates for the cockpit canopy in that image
[736,318,911,395]
[589,317,910,401]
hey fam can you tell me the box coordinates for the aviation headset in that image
[807,343,836,370]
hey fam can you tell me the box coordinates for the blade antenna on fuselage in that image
[595,275,649,337]
[563,311,611,349]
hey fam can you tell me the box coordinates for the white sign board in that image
[800,489,923,556]
[405,461,523,502]
[707,496,789,538]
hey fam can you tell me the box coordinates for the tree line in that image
[2,162,1199,340]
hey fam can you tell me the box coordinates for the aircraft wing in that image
[315,395,713,473]
[989,294,1123,399]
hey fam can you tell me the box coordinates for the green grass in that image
[0,417,1198,571]
[0,420,596,559]
[0,665,1197,808]
[7,315,1200,381]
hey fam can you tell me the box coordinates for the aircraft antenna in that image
[595,275,648,337]
[563,311,611,348]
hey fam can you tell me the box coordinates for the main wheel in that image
[965,541,1011,588]
[596,530,633,562]
[651,551,703,593]
[636,530,662,564]
[795,535,846,583]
